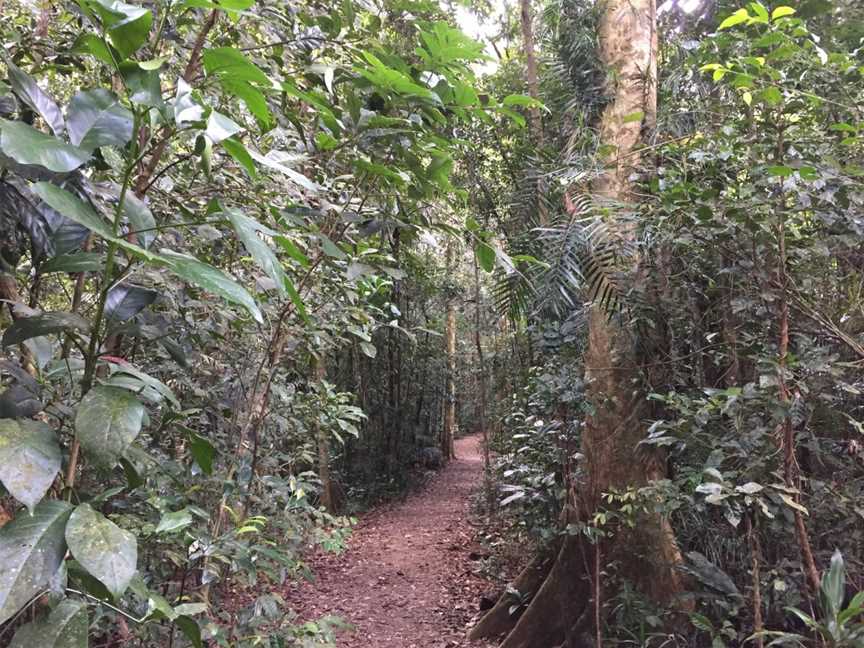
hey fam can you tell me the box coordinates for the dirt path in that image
[285,435,495,647]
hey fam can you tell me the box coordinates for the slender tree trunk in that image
[774,129,821,597]
[519,0,548,226]
[314,355,335,514]
[520,0,542,142]
[444,300,457,459]
[473,254,493,513]
[443,244,458,460]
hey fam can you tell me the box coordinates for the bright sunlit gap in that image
[454,3,507,76]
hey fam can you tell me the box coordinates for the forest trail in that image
[286,435,495,648]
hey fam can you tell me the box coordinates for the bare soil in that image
[285,435,497,648]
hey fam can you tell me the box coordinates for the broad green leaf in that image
[761,86,783,105]
[106,360,180,409]
[72,33,116,65]
[496,106,525,127]
[41,252,103,274]
[31,182,112,238]
[222,137,258,180]
[0,500,72,625]
[123,193,156,249]
[203,48,269,84]
[67,89,133,151]
[7,63,65,135]
[219,79,272,130]
[0,420,61,512]
[748,1,769,21]
[718,8,750,29]
[0,120,90,172]
[248,149,318,192]
[159,250,263,323]
[118,62,162,107]
[318,234,346,259]
[820,549,845,618]
[2,312,90,347]
[84,0,153,60]
[622,111,645,123]
[75,386,145,466]
[8,599,87,648]
[502,94,546,111]
[766,165,793,177]
[155,508,193,534]
[105,284,158,323]
[66,503,137,598]
[206,111,243,144]
[174,78,203,125]
[189,433,216,474]
[274,236,310,267]
[226,209,287,296]
[175,615,203,648]
[285,276,308,322]
[476,242,495,272]
[31,183,161,263]
[771,6,795,19]
[357,53,437,102]
[353,158,409,185]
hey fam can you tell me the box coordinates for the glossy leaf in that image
[0,420,61,512]
[2,312,90,347]
[476,242,495,273]
[74,386,145,466]
[0,120,90,172]
[7,63,65,135]
[203,48,269,84]
[119,62,163,106]
[123,193,156,249]
[0,500,72,625]
[175,616,203,648]
[40,252,103,274]
[820,549,845,618]
[718,8,750,29]
[8,599,88,648]
[206,111,243,144]
[104,284,158,323]
[155,508,193,534]
[84,0,153,60]
[31,182,112,238]
[222,137,258,180]
[66,503,137,598]
[67,88,134,151]
[226,209,287,296]
[159,249,263,323]
[189,433,216,474]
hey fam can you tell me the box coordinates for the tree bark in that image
[519,0,547,226]
[472,1,687,644]
[473,253,493,514]
[444,298,457,460]
[519,0,542,142]
[314,355,335,514]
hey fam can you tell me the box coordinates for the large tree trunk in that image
[472,1,686,644]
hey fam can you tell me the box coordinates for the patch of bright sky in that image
[453,1,508,76]
[658,0,704,15]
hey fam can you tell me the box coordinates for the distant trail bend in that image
[286,435,495,648]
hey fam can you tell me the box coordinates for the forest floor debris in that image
[285,435,496,647]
